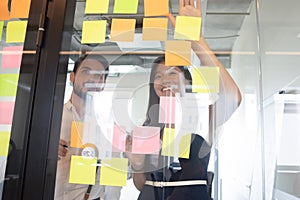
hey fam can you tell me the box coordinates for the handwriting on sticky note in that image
[100,158,128,186]
[69,156,97,185]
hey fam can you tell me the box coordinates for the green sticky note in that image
[81,20,107,44]
[0,131,11,156]
[192,67,220,93]
[161,128,175,156]
[113,0,138,14]
[100,158,128,186]
[0,21,4,42]
[85,0,109,14]
[69,156,97,185]
[174,16,202,41]
[0,74,19,97]
[6,21,28,43]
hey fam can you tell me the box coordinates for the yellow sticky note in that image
[10,0,31,18]
[179,134,191,159]
[0,0,9,20]
[192,67,220,93]
[0,131,11,156]
[100,158,128,186]
[174,16,202,41]
[69,156,97,185]
[144,0,169,17]
[142,18,168,41]
[165,40,191,66]
[0,21,3,42]
[81,20,106,44]
[85,0,109,14]
[113,0,138,14]
[161,128,175,156]
[110,18,136,42]
[70,121,85,148]
[6,21,28,43]
[0,74,19,97]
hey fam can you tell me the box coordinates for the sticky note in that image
[161,128,175,156]
[0,21,4,41]
[165,40,191,66]
[192,67,220,93]
[70,121,85,148]
[144,0,168,17]
[112,125,126,152]
[110,19,136,42]
[0,0,9,20]
[0,74,19,97]
[132,126,160,154]
[85,0,109,14]
[2,46,23,69]
[69,156,97,185]
[81,20,107,44]
[174,16,202,41]
[10,0,31,18]
[100,158,128,186]
[178,133,191,158]
[0,102,15,124]
[6,21,28,43]
[113,0,138,14]
[142,18,168,41]
[159,96,176,124]
[0,131,10,156]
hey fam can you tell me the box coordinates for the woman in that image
[127,0,242,199]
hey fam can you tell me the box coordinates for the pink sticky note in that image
[0,102,15,124]
[2,46,23,69]
[132,126,160,154]
[159,96,176,124]
[112,125,126,152]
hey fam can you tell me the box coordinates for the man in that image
[55,54,121,200]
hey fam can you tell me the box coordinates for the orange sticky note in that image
[165,40,191,66]
[0,74,19,97]
[174,16,202,41]
[85,0,109,14]
[10,0,31,18]
[0,102,15,124]
[142,18,168,41]
[144,0,169,17]
[0,0,9,20]
[192,67,220,93]
[69,156,97,185]
[70,121,85,148]
[161,128,175,156]
[132,126,160,154]
[110,18,136,42]
[0,21,4,41]
[100,158,128,186]
[159,96,176,124]
[2,46,23,69]
[113,0,138,14]
[6,21,28,43]
[0,131,11,156]
[81,20,107,44]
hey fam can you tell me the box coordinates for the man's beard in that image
[73,85,87,100]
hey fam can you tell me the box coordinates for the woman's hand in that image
[168,0,202,27]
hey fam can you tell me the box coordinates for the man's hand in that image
[58,139,68,158]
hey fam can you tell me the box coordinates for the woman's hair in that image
[144,56,192,127]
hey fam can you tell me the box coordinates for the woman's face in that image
[153,63,185,97]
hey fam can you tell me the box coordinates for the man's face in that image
[71,59,106,100]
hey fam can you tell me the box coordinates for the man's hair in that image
[73,54,110,79]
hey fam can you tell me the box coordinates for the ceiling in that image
[71,0,254,68]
